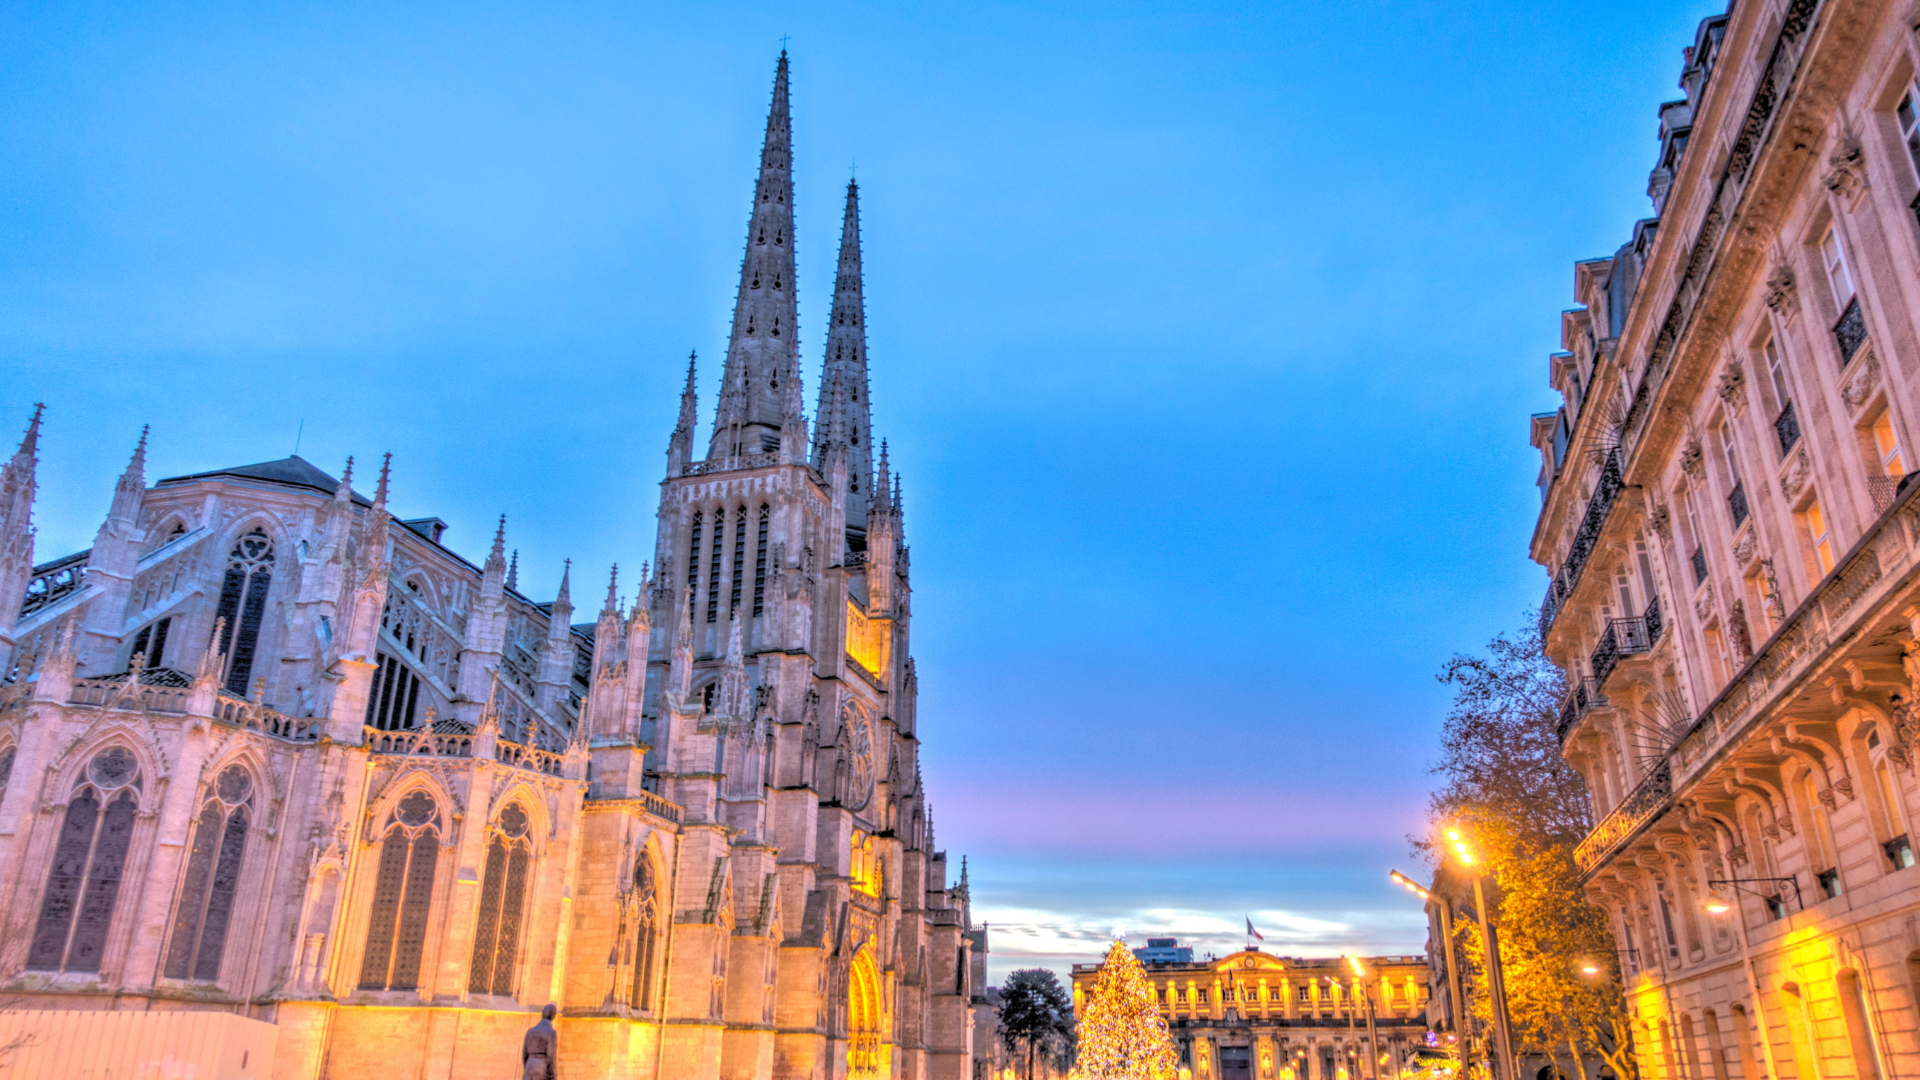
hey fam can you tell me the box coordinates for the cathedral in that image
[0,53,986,1080]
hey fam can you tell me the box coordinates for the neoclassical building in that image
[1068,944,1430,1080]
[1533,3,1920,1080]
[0,53,982,1080]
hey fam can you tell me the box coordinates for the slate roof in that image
[157,455,371,506]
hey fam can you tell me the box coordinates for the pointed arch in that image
[164,760,258,981]
[359,786,444,991]
[468,801,534,997]
[848,942,882,1079]
[212,525,277,695]
[28,745,144,973]
[629,840,665,1011]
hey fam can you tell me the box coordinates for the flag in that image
[1246,916,1264,941]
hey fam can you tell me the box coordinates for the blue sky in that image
[2,0,1720,981]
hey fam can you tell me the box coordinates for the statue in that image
[522,1003,558,1080]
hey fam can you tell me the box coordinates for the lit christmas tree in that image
[1072,940,1181,1080]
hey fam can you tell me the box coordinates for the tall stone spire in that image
[0,406,43,674]
[710,52,802,462]
[812,179,875,520]
[667,351,698,476]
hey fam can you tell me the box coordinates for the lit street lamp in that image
[1702,877,1798,1080]
[1347,956,1381,1080]
[1400,831,1518,1080]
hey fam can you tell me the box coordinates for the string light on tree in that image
[1072,940,1181,1080]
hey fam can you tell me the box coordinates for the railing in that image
[1591,597,1664,687]
[69,675,190,714]
[634,788,684,824]
[1834,297,1868,366]
[366,726,473,758]
[496,738,565,776]
[1774,402,1800,456]
[1540,448,1626,637]
[683,452,779,477]
[926,907,961,926]
[21,551,88,617]
[213,692,318,740]
[1870,474,1904,515]
[845,550,869,568]
[1574,761,1674,872]
[1557,677,1610,743]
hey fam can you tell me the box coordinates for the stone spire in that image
[812,179,875,519]
[482,515,508,597]
[0,406,43,673]
[667,351,698,476]
[506,549,519,593]
[536,559,577,714]
[710,52,802,462]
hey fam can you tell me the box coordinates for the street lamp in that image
[1441,830,1518,1080]
[1389,868,1468,1072]
[1347,957,1381,1080]
[1703,877,1797,1080]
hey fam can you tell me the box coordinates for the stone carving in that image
[1717,363,1747,414]
[1733,527,1757,565]
[1649,503,1672,538]
[1681,441,1705,478]
[1818,786,1839,810]
[1825,136,1868,203]
[1761,558,1786,622]
[1764,266,1798,312]
[1834,775,1856,801]
[1695,581,1716,621]
[1780,445,1812,499]
[1841,350,1881,413]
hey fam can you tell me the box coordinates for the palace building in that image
[1069,942,1430,1080]
[1532,3,1920,1080]
[0,53,984,1080]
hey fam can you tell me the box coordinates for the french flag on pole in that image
[1246,916,1264,941]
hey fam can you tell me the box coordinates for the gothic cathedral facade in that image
[0,53,981,1080]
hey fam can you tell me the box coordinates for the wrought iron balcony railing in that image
[1834,296,1868,366]
[1591,597,1664,687]
[1557,676,1609,744]
[1540,448,1625,637]
[1774,401,1800,456]
[1870,473,1905,516]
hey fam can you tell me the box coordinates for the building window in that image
[752,504,770,616]
[1719,422,1748,528]
[1197,989,1209,1003]
[686,511,702,619]
[129,617,172,669]
[1798,498,1836,577]
[630,856,661,1010]
[359,791,441,991]
[1818,868,1843,899]
[1871,410,1906,477]
[1899,86,1920,176]
[468,803,533,996]
[29,747,142,973]
[0,745,15,803]
[1298,984,1311,1001]
[1177,989,1188,1003]
[705,509,725,623]
[164,765,252,981]
[213,530,275,695]
[1822,227,1856,307]
[729,506,747,615]
[365,653,423,731]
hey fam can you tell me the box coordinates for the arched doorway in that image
[848,945,881,1080]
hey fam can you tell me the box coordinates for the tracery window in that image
[29,747,142,973]
[365,652,423,730]
[850,830,879,896]
[687,512,703,620]
[753,504,770,616]
[164,765,253,981]
[0,745,15,801]
[129,616,172,669]
[630,857,660,1010]
[468,803,533,996]
[213,529,275,695]
[359,791,441,991]
[730,507,747,615]
[706,511,725,623]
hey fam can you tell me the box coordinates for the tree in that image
[1001,968,1075,1080]
[1424,615,1636,1080]
[1069,941,1178,1080]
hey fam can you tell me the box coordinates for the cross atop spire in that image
[710,52,802,462]
[813,178,875,519]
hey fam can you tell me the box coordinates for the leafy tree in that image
[1425,616,1636,1080]
[1070,941,1177,1080]
[1001,967,1075,1080]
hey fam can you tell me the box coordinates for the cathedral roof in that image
[157,455,372,506]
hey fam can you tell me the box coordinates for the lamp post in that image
[1433,831,1518,1080]
[1704,878,1798,1080]
[1391,869,1466,1056]
[1349,957,1382,1080]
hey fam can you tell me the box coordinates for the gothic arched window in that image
[468,804,533,996]
[164,765,253,981]
[630,856,660,1010]
[753,504,770,616]
[0,745,16,803]
[29,747,142,973]
[129,616,172,670]
[706,512,725,623]
[359,791,441,991]
[687,512,703,620]
[730,507,748,615]
[213,529,275,695]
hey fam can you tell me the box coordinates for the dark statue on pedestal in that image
[522,1003,557,1080]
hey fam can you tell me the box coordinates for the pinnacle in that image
[13,404,43,465]
[507,549,520,592]
[603,562,620,615]
[488,514,508,568]
[554,558,572,608]
[372,453,392,510]
[338,456,355,497]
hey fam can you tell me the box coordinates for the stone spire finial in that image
[335,456,354,504]
[812,178,875,516]
[372,453,391,511]
[107,426,149,524]
[601,563,619,617]
[710,52,802,461]
[506,548,519,592]
[554,558,572,609]
[10,404,42,472]
[488,514,507,565]
[668,351,699,475]
[361,453,393,571]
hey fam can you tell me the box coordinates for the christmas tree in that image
[1072,940,1181,1080]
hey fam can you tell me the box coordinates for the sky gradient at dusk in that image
[2,0,1720,979]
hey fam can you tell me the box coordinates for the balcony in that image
[1590,596,1664,687]
[1834,297,1868,366]
[1774,401,1800,456]
[1557,676,1609,744]
[1540,448,1626,636]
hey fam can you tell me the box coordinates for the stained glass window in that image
[214,530,275,695]
[29,749,142,973]
[468,804,532,997]
[164,766,252,981]
[358,792,440,991]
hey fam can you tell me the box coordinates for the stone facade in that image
[0,52,980,1080]
[1532,5,1920,1080]
[1068,946,1430,1080]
